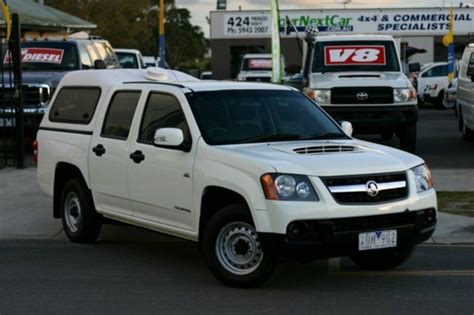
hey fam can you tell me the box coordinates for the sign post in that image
[443,5,455,82]
[270,0,282,83]
[158,0,167,68]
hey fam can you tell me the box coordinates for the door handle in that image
[92,144,106,157]
[130,150,145,164]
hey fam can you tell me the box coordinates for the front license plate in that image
[358,230,397,251]
[0,118,16,127]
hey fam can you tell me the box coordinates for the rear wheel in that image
[440,91,456,109]
[398,123,417,153]
[61,178,102,243]
[350,245,416,270]
[201,204,276,288]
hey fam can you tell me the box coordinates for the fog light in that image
[287,222,308,239]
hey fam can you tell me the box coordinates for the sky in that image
[175,0,472,37]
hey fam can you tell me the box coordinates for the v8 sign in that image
[324,46,386,66]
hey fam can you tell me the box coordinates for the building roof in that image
[0,0,96,31]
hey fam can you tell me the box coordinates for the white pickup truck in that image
[37,68,437,287]
[302,33,419,152]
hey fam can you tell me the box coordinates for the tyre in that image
[440,91,456,110]
[61,178,102,243]
[350,245,416,270]
[201,203,276,288]
[398,123,417,153]
[380,132,393,141]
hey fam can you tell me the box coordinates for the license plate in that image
[0,118,16,127]
[358,230,397,251]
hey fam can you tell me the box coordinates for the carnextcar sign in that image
[211,7,474,39]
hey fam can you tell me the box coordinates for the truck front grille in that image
[321,172,408,204]
[0,84,50,108]
[331,86,394,104]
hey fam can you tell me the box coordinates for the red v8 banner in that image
[324,45,386,66]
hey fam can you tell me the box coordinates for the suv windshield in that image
[313,40,400,73]
[11,42,79,71]
[186,90,347,145]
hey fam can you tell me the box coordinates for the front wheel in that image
[440,91,456,110]
[398,123,417,153]
[201,204,276,288]
[61,178,102,243]
[350,245,416,270]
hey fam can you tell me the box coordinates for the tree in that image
[44,0,208,69]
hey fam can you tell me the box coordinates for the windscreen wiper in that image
[240,134,302,143]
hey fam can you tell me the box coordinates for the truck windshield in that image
[7,42,79,71]
[242,58,272,71]
[186,90,347,145]
[312,40,400,73]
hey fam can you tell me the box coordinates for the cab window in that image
[78,44,92,69]
[101,91,141,140]
[49,87,101,124]
[138,93,191,147]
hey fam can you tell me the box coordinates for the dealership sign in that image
[212,8,474,39]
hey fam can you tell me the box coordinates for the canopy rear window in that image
[49,87,101,124]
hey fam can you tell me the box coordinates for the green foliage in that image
[45,0,208,69]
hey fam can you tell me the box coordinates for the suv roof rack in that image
[123,81,186,89]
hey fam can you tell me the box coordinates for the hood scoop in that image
[293,145,358,155]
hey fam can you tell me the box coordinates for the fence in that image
[1,14,24,169]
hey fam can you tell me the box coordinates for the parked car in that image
[0,37,119,133]
[457,43,474,140]
[114,48,146,69]
[417,62,455,109]
[236,53,286,82]
[300,33,419,152]
[200,71,213,80]
[143,56,158,68]
[36,68,437,287]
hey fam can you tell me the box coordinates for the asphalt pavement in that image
[0,240,473,314]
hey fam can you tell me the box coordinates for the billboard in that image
[211,7,474,39]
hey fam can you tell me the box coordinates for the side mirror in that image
[409,62,421,73]
[340,121,353,137]
[467,64,474,82]
[154,128,184,148]
[94,59,106,69]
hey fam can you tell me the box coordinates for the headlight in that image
[306,89,331,105]
[261,173,319,201]
[412,164,433,193]
[394,88,417,103]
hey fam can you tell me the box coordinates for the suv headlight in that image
[412,164,433,193]
[306,89,331,105]
[261,173,319,201]
[394,88,417,103]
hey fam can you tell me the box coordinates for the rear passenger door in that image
[89,90,142,216]
[127,88,195,230]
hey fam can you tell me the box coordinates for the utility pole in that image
[158,0,166,68]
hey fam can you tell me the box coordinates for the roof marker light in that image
[145,67,169,81]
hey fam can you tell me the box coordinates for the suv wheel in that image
[201,204,276,288]
[350,245,415,270]
[61,178,102,243]
[440,91,455,109]
[398,123,417,153]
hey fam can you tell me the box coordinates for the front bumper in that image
[259,208,436,262]
[322,105,418,134]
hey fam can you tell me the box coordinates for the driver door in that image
[127,89,195,230]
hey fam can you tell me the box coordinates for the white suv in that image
[37,68,437,287]
[457,43,474,140]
